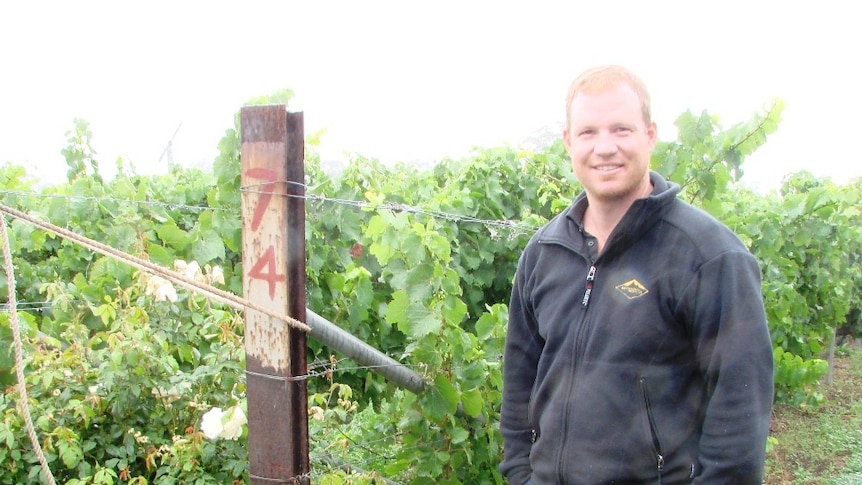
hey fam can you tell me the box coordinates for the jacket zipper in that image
[581,265,597,308]
[639,377,665,483]
[555,263,597,482]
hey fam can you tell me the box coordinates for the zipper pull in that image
[581,265,597,307]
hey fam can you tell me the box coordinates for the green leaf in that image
[475,307,501,341]
[460,387,484,418]
[384,459,413,476]
[369,240,394,265]
[424,374,459,421]
[191,229,226,264]
[385,290,410,328]
[365,214,386,237]
[448,425,470,445]
[156,221,192,250]
[404,263,434,301]
[426,232,452,262]
[441,295,468,325]
[59,441,82,468]
[403,232,425,266]
[402,303,441,338]
[147,244,173,267]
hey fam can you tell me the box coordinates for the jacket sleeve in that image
[499,254,542,485]
[686,250,774,484]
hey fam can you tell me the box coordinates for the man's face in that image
[563,83,657,206]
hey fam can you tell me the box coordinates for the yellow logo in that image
[616,279,649,299]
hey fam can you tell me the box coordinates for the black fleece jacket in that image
[500,173,774,484]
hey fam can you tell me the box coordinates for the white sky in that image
[1,1,859,191]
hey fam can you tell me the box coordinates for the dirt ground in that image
[765,345,862,484]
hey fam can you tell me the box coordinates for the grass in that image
[765,344,862,484]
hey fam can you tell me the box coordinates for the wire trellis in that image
[1,185,542,235]
[0,185,513,484]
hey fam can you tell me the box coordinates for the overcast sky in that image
[1,1,859,191]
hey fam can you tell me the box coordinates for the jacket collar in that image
[548,172,680,259]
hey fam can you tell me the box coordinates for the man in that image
[499,65,774,484]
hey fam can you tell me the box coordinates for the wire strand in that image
[1,187,540,234]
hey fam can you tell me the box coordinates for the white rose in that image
[183,261,204,282]
[200,407,225,440]
[155,281,178,302]
[146,275,177,302]
[220,406,247,440]
[208,265,225,285]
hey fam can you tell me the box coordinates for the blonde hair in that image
[565,65,652,127]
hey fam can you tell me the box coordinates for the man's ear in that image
[647,121,658,148]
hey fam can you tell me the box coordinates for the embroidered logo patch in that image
[616,279,649,299]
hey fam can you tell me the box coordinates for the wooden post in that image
[241,105,310,484]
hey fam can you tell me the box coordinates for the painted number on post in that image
[245,167,286,299]
[248,246,286,299]
[246,167,278,231]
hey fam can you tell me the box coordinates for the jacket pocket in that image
[639,377,666,480]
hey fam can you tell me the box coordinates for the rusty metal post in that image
[241,105,310,484]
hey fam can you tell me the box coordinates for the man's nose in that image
[593,133,619,157]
